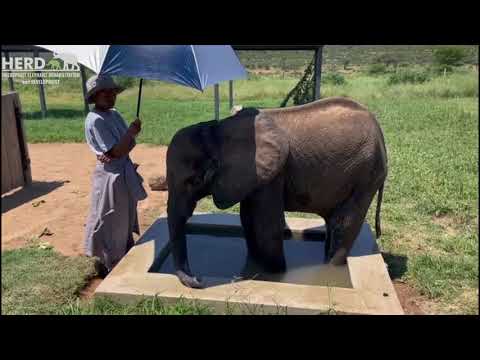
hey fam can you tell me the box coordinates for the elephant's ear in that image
[254,115,290,184]
[212,113,289,209]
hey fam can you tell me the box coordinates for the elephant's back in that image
[271,98,380,157]
[261,97,380,145]
[275,98,386,215]
[259,97,370,116]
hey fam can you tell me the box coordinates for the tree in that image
[433,48,467,67]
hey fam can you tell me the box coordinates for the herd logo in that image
[46,59,62,70]
[45,53,80,71]
[2,52,80,72]
[51,52,80,71]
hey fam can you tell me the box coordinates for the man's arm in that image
[105,132,136,159]
[106,118,141,159]
[128,137,136,152]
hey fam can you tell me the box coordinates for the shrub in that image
[388,69,431,85]
[429,64,454,76]
[322,72,347,86]
[375,54,399,68]
[433,47,467,68]
[367,63,389,75]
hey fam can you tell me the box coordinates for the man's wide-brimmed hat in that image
[86,75,125,104]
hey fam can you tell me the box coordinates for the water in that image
[151,233,353,288]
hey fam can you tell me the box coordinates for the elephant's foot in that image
[328,248,348,266]
[247,252,286,274]
[262,255,287,274]
[176,270,203,289]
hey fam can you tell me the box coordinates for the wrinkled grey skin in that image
[166,97,388,288]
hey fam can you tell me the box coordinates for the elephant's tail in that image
[375,183,384,239]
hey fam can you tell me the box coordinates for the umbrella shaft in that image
[136,78,143,118]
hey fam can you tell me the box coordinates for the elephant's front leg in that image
[248,175,287,273]
[240,196,259,259]
[167,196,203,289]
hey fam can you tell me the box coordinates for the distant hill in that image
[236,45,478,70]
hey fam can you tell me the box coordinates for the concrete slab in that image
[95,213,404,315]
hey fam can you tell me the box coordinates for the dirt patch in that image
[393,281,428,315]
[79,277,104,300]
[432,215,460,237]
[1,143,168,256]
[431,288,479,315]
[393,227,432,253]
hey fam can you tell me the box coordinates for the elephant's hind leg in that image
[328,189,377,266]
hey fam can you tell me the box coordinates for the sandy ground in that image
[2,143,168,255]
[1,143,426,314]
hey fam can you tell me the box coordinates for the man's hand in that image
[128,118,142,137]
[97,153,112,164]
[108,118,140,160]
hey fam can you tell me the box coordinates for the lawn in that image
[1,243,211,315]
[1,65,478,314]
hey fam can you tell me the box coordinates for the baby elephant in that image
[166,97,388,288]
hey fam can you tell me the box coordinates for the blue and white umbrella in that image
[35,45,247,116]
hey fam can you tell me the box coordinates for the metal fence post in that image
[4,51,15,91]
[314,46,324,100]
[80,65,89,114]
[33,49,47,118]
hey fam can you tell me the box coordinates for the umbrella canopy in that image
[35,45,247,91]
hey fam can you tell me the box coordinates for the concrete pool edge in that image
[95,213,404,315]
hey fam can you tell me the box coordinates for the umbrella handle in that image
[136,78,143,118]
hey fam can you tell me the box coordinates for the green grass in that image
[1,65,478,314]
[1,244,212,315]
[60,296,213,315]
[60,296,306,315]
[7,76,296,144]
[1,244,96,315]
[0,244,295,315]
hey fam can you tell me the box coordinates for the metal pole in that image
[314,46,324,100]
[33,49,47,118]
[229,80,234,110]
[214,84,220,120]
[4,51,15,91]
[80,65,89,114]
